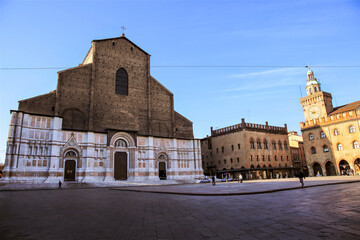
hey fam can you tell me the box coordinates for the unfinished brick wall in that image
[19,91,56,116]
[56,64,92,130]
[90,38,150,134]
[174,112,194,139]
[17,36,195,141]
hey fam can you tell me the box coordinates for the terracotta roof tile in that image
[330,100,360,115]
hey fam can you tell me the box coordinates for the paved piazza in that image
[1,182,360,240]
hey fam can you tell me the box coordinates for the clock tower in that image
[300,68,333,121]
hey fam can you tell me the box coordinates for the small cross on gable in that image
[121,26,126,36]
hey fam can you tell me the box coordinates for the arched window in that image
[263,140,268,149]
[268,156,270,161]
[115,68,128,95]
[314,87,318,92]
[250,139,255,149]
[353,141,359,149]
[272,141,277,150]
[323,145,329,152]
[349,126,356,133]
[334,129,339,136]
[309,88,313,94]
[231,145,234,151]
[284,141,288,150]
[320,131,326,138]
[309,133,314,140]
[337,143,343,151]
[237,144,240,149]
[221,146,224,153]
[257,140,262,149]
[311,147,316,154]
[278,141,283,150]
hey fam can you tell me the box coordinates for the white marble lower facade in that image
[2,111,203,183]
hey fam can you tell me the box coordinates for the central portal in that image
[159,162,167,180]
[114,152,127,180]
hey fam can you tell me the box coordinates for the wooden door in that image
[64,160,76,181]
[114,152,127,180]
[159,162,167,180]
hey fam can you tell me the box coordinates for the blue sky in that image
[0,0,359,163]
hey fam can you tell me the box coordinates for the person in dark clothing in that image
[297,172,305,187]
[211,175,216,186]
[58,180,62,189]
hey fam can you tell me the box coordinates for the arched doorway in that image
[354,159,360,175]
[114,152,127,180]
[158,154,167,180]
[64,150,77,181]
[339,160,350,175]
[325,161,336,176]
[313,162,323,176]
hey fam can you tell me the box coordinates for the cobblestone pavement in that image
[1,183,360,240]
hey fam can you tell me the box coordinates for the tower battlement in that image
[211,118,287,137]
[300,108,360,129]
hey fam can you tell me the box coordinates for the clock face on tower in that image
[308,106,321,119]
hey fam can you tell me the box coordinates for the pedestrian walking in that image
[58,180,62,189]
[238,173,243,183]
[212,175,216,186]
[297,172,305,187]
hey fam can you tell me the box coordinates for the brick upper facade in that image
[18,35,193,140]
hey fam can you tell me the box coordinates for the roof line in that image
[92,35,150,56]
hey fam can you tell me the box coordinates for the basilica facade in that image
[300,69,360,176]
[2,35,203,183]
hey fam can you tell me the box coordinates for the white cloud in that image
[228,67,303,79]
[222,68,305,93]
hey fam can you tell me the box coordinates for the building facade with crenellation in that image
[300,69,360,176]
[201,119,295,180]
[2,35,203,183]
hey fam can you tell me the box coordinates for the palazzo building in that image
[2,35,203,183]
[300,69,360,176]
[201,119,294,180]
[288,131,308,176]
